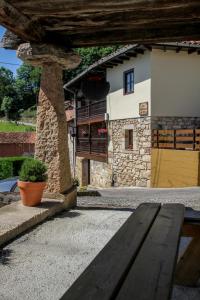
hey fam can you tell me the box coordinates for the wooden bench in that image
[60,203,200,300]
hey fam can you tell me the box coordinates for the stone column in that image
[17,43,81,198]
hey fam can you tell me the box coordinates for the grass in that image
[0,121,35,132]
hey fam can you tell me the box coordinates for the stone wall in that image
[151,117,200,130]
[90,160,112,188]
[109,117,151,187]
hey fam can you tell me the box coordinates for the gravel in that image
[1,187,200,299]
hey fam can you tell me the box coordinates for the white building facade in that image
[65,43,200,188]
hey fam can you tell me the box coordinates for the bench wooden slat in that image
[60,203,160,300]
[116,204,185,300]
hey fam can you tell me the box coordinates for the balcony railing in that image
[77,100,106,122]
[76,137,107,156]
[152,129,200,150]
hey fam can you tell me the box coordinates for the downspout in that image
[64,87,77,179]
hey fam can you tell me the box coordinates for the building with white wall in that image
[64,42,200,188]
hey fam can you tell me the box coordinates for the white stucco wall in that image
[151,49,200,117]
[107,52,151,120]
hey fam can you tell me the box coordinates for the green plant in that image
[73,177,80,187]
[19,159,47,182]
[0,157,33,179]
[78,186,88,192]
[0,160,13,180]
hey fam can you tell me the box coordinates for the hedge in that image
[0,157,33,180]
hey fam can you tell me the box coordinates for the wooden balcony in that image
[152,129,200,150]
[76,137,107,162]
[77,100,106,125]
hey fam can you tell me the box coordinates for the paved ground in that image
[78,187,200,210]
[1,187,200,299]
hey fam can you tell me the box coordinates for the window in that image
[125,129,133,150]
[124,69,134,94]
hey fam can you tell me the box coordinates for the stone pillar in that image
[17,43,81,197]
[36,63,71,193]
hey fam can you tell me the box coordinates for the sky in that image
[0,25,22,75]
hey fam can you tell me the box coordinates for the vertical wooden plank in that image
[116,204,185,300]
[175,237,200,286]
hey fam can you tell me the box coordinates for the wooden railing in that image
[152,129,200,150]
[77,100,106,122]
[76,137,107,155]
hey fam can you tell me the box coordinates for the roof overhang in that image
[1,1,200,49]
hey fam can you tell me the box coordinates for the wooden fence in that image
[152,129,200,150]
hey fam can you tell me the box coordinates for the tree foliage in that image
[0,67,16,109]
[0,64,41,119]
[0,46,119,119]
[15,64,41,110]
[64,46,121,83]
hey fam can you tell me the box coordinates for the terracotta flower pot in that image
[17,181,46,207]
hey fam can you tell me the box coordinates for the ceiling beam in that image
[64,22,200,47]
[0,0,44,42]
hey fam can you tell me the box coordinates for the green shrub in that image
[0,157,33,179]
[19,159,47,182]
[10,157,33,176]
[0,160,13,180]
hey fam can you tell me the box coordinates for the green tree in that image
[1,96,14,120]
[0,67,16,109]
[15,64,41,110]
[64,46,121,83]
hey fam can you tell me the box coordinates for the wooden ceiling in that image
[1,0,200,48]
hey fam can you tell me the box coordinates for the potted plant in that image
[18,159,47,207]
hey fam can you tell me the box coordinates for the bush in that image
[0,157,33,179]
[19,159,47,182]
[0,160,13,180]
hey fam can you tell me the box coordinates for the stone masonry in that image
[90,160,112,188]
[151,117,200,130]
[75,116,200,188]
[109,117,151,187]
[17,42,80,195]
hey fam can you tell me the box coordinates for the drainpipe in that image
[64,87,77,179]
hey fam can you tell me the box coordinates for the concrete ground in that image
[1,187,200,299]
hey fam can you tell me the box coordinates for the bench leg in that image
[175,237,200,286]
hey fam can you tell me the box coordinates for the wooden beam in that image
[0,0,44,42]
[175,237,200,286]
[61,22,200,47]
[112,58,124,64]
[188,48,196,54]
[1,0,200,48]
[126,52,137,57]
[118,55,130,60]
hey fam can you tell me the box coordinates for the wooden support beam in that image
[0,0,44,42]
[112,58,124,64]
[188,48,196,54]
[63,22,200,47]
[1,0,200,48]
[175,237,200,286]
[119,55,130,60]
[176,46,182,53]
[126,52,137,57]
